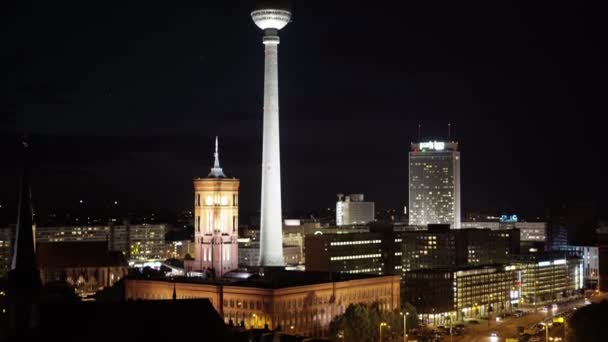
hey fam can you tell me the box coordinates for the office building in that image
[336,194,375,226]
[461,220,547,243]
[184,138,239,278]
[513,254,584,307]
[304,226,519,275]
[403,265,519,324]
[125,270,401,338]
[409,141,461,228]
[305,232,396,275]
[401,226,519,272]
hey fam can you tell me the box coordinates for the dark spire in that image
[8,137,42,333]
[11,140,36,271]
[172,282,177,301]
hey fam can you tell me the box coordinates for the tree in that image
[329,304,373,342]
[329,302,419,341]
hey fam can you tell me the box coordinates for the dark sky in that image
[2,1,605,220]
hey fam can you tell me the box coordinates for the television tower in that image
[251,4,291,266]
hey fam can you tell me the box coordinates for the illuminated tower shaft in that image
[259,29,284,266]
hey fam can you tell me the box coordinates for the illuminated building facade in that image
[0,226,13,277]
[124,271,401,338]
[403,265,519,325]
[305,232,398,275]
[185,138,239,278]
[401,226,519,272]
[238,240,302,267]
[461,220,547,243]
[409,141,461,228]
[336,194,375,226]
[514,254,584,306]
[35,224,167,262]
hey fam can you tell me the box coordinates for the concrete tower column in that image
[252,7,292,267]
[259,29,284,266]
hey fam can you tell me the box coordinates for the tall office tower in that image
[251,4,292,266]
[409,141,461,228]
[336,194,375,226]
[186,138,239,278]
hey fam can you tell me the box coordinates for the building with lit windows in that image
[304,232,399,275]
[401,225,519,272]
[0,226,13,277]
[35,223,167,262]
[409,141,461,228]
[513,254,584,307]
[184,138,239,278]
[238,240,302,267]
[304,226,518,276]
[403,265,520,325]
[461,220,547,244]
[336,194,375,226]
[124,270,401,338]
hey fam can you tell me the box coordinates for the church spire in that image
[11,139,37,271]
[8,137,41,333]
[208,136,226,178]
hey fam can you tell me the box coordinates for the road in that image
[442,297,596,342]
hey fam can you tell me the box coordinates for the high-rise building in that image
[251,4,291,267]
[185,138,239,278]
[336,194,375,226]
[409,141,461,228]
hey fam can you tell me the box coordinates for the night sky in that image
[2,1,604,220]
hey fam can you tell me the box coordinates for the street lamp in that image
[379,322,388,342]
[251,313,257,328]
[543,322,552,342]
[400,312,410,342]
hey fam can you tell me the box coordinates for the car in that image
[529,337,541,342]
[469,319,479,324]
[490,331,498,337]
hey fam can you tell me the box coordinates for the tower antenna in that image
[448,123,452,141]
[418,123,422,142]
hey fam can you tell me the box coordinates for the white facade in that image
[336,194,375,226]
[252,8,292,267]
[409,141,461,228]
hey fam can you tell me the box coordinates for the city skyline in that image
[2,2,604,220]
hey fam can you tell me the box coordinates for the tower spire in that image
[8,136,41,333]
[208,136,226,178]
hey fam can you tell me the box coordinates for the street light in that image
[543,322,553,342]
[379,322,388,342]
[400,312,410,342]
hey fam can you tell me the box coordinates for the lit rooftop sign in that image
[419,141,445,151]
[500,214,518,223]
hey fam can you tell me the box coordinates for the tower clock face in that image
[205,196,213,206]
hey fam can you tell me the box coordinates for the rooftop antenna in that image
[448,123,452,141]
[417,123,422,142]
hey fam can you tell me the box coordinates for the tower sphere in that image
[251,8,292,30]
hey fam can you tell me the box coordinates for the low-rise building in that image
[36,241,128,295]
[238,240,302,267]
[125,270,401,338]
